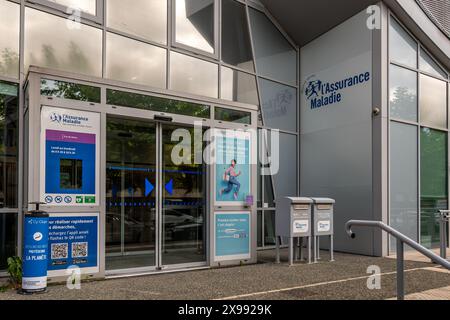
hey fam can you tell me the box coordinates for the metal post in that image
[439,214,448,259]
[289,237,294,266]
[275,236,280,264]
[397,240,405,300]
[313,236,317,263]
[300,237,304,261]
[316,237,321,260]
[308,236,312,264]
[330,235,334,262]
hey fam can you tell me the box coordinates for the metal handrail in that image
[345,220,450,300]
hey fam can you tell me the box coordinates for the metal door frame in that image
[25,66,258,280]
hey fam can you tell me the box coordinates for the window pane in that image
[249,8,297,85]
[389,18,417,68]
[106,32,166,88]
[107,89,210,118]
[389,65,417,121]
[0,0,20,79]
[263,211,276,246]
[0,81,18,208]
[259,78,297,132]
[175,0,215,54]
[390,122,417,252]
[170,52,218,98]
[0,213,17,270]
[222,0,254,72]
[221,67,258,105]
[25,8,102,77]
[46,0,96,15]
[268,132,297,200]
[41,79,101,103]
[420,74,447,129]
[215,107,251,124]
[107,0,167,44]
[420,49,447,79]
[420,128,448,249]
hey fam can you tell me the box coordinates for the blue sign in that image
[48,215,98,271]
[215,213,250,260]
[45,130,96,195]
[22,216,49,291]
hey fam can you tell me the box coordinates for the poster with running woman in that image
[215,130,251,205]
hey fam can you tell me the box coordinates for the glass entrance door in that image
[105,118,206,272]
[161,125,206,265]
[105,117,157,270]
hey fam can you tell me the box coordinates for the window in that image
[215,107,251,124]
[420,128,448,249]
[259,78,297,132]
[420,49,447,79]
[389,65,417,121]
[0,0,20,79]
[173,0,217,55]
[220,67,259,105]
[420,74,447,129]
[106,32,166,88]
[25,8,103,77]
[31,0,102,22]
[0,81,18,209]
[389,18,417,68]
[106,0,167,45]
[41,79,101,103]
[107,89,211,118]
[221,0,254,72]
[390,122,418,251]
[169,51,218,98]
[249,8,297,85]
[0,213,17,270]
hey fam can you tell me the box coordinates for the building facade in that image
[0,0,448,279]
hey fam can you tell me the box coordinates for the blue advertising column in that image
[22,202,49,294]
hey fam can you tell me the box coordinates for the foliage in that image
[6,256,22,290]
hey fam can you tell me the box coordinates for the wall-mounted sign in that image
[47,213,99,276]
[214,212,250,262]
[40,107,100,206]
[214,130,251,206]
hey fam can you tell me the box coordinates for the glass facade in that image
[106,0,167,45]
[0,0,300,268]
[106,32,167,88]
[389,16,450,251]
[24,7,103,77]
[0,0,19,79]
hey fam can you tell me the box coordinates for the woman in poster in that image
[220,159,241,200]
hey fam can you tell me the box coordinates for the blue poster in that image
[48,215,98,271]
[45,130,96,195]
[215,132,251,204]
[215,212,250,261]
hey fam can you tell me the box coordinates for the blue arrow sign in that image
[145,178,154,197]
[165,179,173,195]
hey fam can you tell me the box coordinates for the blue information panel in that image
[48,214,98,273]
[22,216,49,292]
[215,212,251,262]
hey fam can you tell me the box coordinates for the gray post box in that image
[275,197,313,265]
[312,198,335,263]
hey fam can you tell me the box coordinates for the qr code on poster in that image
[72,242,88,258]
[51,243,68,259]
